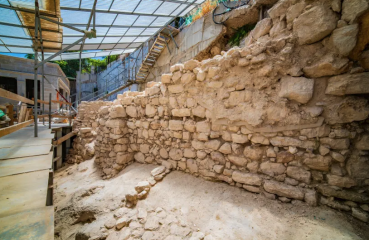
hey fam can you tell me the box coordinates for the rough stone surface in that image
[278,76,314,104]
[264,180,304,200]
[293,5,337,45]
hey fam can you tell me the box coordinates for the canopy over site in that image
[0,0,203,60]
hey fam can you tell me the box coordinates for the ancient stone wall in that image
[72,0,369,222]
[67,101,112,163]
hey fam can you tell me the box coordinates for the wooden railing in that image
[0,88,74,138]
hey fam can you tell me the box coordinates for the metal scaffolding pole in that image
[33,0,39,137]
[77,0,97,108]
[36,4,45,126]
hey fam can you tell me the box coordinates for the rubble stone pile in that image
[71,0,369,222]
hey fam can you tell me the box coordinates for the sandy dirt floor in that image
[54,159,369,240]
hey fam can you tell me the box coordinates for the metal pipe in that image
[38,15,86,33]
[49,93,51,129]
[0,21,60,33]
[0,3,57,17]
[34,0,39,138]
[36,36,86,68]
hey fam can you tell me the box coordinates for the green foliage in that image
[52,55,120,78]
[228,23,256,47]
[26,54,35,59]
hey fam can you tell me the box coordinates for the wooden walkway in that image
[0,125,54,240]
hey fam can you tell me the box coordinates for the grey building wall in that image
[0,55,70,112]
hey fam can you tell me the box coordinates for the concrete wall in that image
[0,55,70,112]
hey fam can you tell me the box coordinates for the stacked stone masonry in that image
[70,0,369,223]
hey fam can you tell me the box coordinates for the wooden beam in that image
[18,104,27,123]
[35,114,73,119]
[52,131,76,145]
[0,88,34,105]
[0,119,34,138]
[32,99,72,106]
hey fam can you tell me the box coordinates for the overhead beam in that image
[0,21,61,33]
[68,24,162,28]
[60,7,189,17]
[0,4,58,17]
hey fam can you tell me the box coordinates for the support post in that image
[33,0,39,138]
[69,97,72,127]
[49,92,51,129]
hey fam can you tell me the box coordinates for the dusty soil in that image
[54,159,369,240]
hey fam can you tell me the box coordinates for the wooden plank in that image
[0,119,34,138]
[0,169,50,218]
[0,88,34,105]
[24,108,31,121]
[0,144,51,160]
[52,131,76,145]
[0,206,54,240]
[18,103,27,123]
[6,104,14,126]
[0,152,53,177]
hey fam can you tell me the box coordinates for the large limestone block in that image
[286,166,311,184]
[320,138,350,150]
[172,108,191,117]
[196,121,211,133]
[228,155,248,167]
[159,148,169,159]
[303,54,349,78]
[105,119,126,128]
[355,134,369,150]
[326,174,356,188]
[232,171,262,186]
[329,24,359,57]
[169,148,183,161]
[181,72,196,85]
[191,140,205,150]
[278,76,314,104]
[268,0,292,19]
[293,5,337,45]
[168,85,184,94]
[243,146,264,161]
[303,155,331,171]
[286,2,306,24]
[260,162,286,176]
[219,143,232,154]
[184,59,199,71]
[169,120,183,131]
[146,86,160,96]
[250,18,272,40]
[231,134,249,144]
[161,74,172,84]
[324,96,369,124]
[134,152,145,163]
[109,105,126,118]
[187,159,198,173]
[263,180,304,200]
[346,156,369,179]
[145,104,157,117]
[192,106,206,118]
[126,106,137,118]
[204,140,221,150]
[325,73,369,96]
[342,0,369,24]
[184,148,196,158]
[116,153,133,165]
[317,185,369,203]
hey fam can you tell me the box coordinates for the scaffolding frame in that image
[0,0,198,137]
